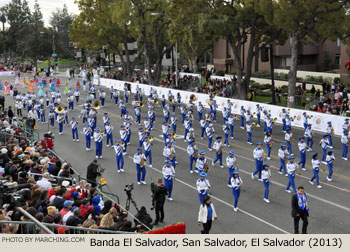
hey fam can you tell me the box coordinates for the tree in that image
[205,0,284,100]
[167,0,212,73]
[70,0,141,79]
[50,4,74,58]
[129,0,171,84]
[266,0,348,107]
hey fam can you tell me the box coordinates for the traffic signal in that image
[261,45,269,62]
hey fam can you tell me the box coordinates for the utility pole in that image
[270,44,276,104]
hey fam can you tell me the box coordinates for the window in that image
[335,54,340,65]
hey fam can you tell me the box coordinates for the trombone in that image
[137,102,144,108]
[190,94,197,102]
[171,132,177,139]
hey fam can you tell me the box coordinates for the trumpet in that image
[148,136,154,142]
[190,94,197,102]
[55,105,65,114]
[171,132,177,139]
[209,92,215,99]
[252,122,259,127]
[273,118,278,122]
[93,100,101,110]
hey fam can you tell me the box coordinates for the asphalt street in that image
[1,75,349,234]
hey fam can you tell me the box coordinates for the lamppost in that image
[151,12,178,88]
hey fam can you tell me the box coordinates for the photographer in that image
[86,159,101,188]
[152,177,167,226]
[41,132,54,150]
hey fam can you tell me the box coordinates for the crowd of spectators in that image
[0,104,153,234]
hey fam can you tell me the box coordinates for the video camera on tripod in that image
[124,183,138,212]
[0,179,31,209]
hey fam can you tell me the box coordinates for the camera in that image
[124,183,134,199]
[0,179,30,209]
[44,131,55,140]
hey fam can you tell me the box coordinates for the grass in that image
[252,95,305,110]
[37,59,78,69]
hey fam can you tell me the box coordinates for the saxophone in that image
[331,129,334,137]
[193,147,199,158]
[218,144,222,154]
[204,159,210,173]
[269,140,274,148]
[140,155,145,168]
[170,149,174,161]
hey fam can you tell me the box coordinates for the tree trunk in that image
[288,33,299,108]
[189,55,198,73]
[123,39,133,81]
[254,44,259,72]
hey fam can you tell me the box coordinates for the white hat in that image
[1,148,8,154]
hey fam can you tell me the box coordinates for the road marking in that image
[126,155,289,234]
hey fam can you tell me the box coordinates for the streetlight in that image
[40,32,56,74]
[151,12,179,88]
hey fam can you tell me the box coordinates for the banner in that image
[210,75,233,81]
[0,71,15,77]
[100,78,349,136]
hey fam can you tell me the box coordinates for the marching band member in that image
[170,113,177,133]
[94,127,103,159]
[163,105,170,122]
[197,172,210,204]
[206,123,215,151]
[282,108,287,132]
[228,113,235,139]
[57,113,64,135]
[119,98,126,118]
[320,134,330,164]
[67,95,74,111]
[222,107,229,123]
[163,160,175,201]
[326,121,334,148]
[302,112,308,130]
[341,130,349,160]
[138,127,145,147]
[263,110,268,132]
[39,105,45,123]
[261,163,271,203]
[102,112,109,131]
[285,128,293,154]
[226,150,237,187]
[70,117,79,141]
[264,131,272,160]
[246,120,253,145]
[163,142,176,169]
[304,124,313,151]
[186,128,195,143]
[80,105,88,124]
[100,89,106,107]
[143,136,153,168]
[230,170,243,212]
[88,115,95,135]
[266,114,273,133]
[120,125,128,155]
[162,121,170,142]
[196,150,208,173]
[134,104,141,125]
[180,103,187,125]
[49,109,55,128]
[245,110,253,123]
[133,147,147,184]
[136,85,142,101]
[184,116,192,142]
[83,122,92,151]
[148,108,155,130]
[326,149,335,181]
[309,153,322,189]
[298,136,307,171]
[105,121,113,147]
[197,101,204,122]
[285,114,292,131]
[256,104,262,127]
[176,92,182,104]
[200,117,207,139]
[223,122,230,147]
[124,86,129,104]
[240,106,245,129]
[113,88,119,105]
[113,140,125,173]
[251,142,265,181]
[212,136,224,168]
[187,140,198,173]
[211,100,217,122]
[74,88,80,104]
[144,116,152,135]
[278,144,289,176]
[89,84,96,99]
[286,156,298,193]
